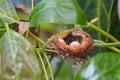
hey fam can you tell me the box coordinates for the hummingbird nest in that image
[48,30,94,63]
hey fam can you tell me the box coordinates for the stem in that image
[40,52,55,80]
[25,27,29,38]
[106,0,114,42]
[32,0,35,10]
[36,48,59,54]
[87,22,119,42]
[29,31,45,44]
[36,51,49,80]
[97,0,101,40]
[43,52,54,80]
[95,40,120,53]
[106,0,114,33]
[108,47,120,53]
[96,42,120,47]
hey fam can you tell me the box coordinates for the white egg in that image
[70,41,80,46]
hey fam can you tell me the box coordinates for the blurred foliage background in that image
[0,0,120,80]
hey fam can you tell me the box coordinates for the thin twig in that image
[29,31,45,44]
[36,48,59,54]
[36,51,49,80]
[87,22,119,42]
[43,52,54,80]
[95,40,120,53]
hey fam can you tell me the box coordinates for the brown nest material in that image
[48,30,94,62]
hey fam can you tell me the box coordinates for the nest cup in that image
[48,30,94,62]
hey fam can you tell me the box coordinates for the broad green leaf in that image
[109,0,120,40]
[0,18,4,26]
[29,0,87,27]
[40,23,65,32]
[40,24,57,32]
[56,60,73,80]
[78,0,114,39]
[0,28,6,37]
[0,19,5,37]
[0,30,41,79]
[75,53,120,80]
[0,0,19,24]
[78,0,114,53]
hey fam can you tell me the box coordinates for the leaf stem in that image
[32,0,35,10]
[96,42,120,47]
[95,40,120,53]
[29,31,45,44]
[108,47,120,53]
[106,0,114,33]
[97,0,101,40]
[25,27,29,38]
[36,48,59,54]
[43,52,54,80]
[87,22,119,42]
[36,51,49,80]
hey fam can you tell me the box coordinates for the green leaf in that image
[40,24,57,32]
[74,53,120,80]
[78,0,114,53]
[57,60,73,80]
[0,0,20,24]
[0,19,5,26]
[29,0,87,27]
[109,0,120,40]
[0,30,41,79]
[78,0,114,39]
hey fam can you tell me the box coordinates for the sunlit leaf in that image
[0,30,41,79]
[29,0,87,27]
[0,0,19,24]
[75,52,120,80]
